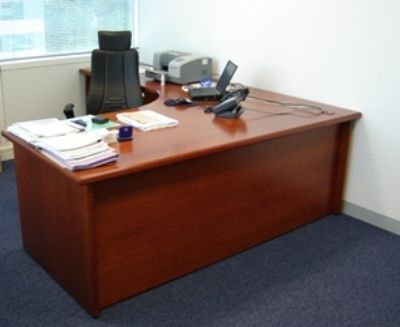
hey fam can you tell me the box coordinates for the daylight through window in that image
[0,0,136,61]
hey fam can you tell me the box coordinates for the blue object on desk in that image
[200,78,212,88]
[118,125,133,141]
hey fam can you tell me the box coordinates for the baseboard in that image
[343,201,400,236]
[0,143,14,161]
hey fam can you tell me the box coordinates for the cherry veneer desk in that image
[3,81,360,317]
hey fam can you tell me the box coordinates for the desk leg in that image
[13,143,100,317]
[84,76,90,96]
[330,121,355,214]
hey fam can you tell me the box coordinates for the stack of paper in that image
[36,132,118,170]
[7,118,82,143]
[6,118,118,170]
[116,110,179,131]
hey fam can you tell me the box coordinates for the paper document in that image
[6,118,119,171]
[41,149,118,170]
[36,132,102,151]
[16,118,81,138]
[116,110,179,131]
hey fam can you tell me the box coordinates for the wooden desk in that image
[2,81,361,317]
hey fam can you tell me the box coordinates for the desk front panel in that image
[92,124,339,308]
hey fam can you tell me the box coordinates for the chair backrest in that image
[86,31,143,115]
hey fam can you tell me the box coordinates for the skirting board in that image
[343,201,400,236]
[0,143,14,161]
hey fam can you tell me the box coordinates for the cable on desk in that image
[246,95,335,115]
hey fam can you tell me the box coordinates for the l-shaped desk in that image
[2,79,361,317]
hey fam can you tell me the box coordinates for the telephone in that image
[205,87,249,118]
[220,87,249,102]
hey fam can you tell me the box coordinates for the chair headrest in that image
[98,31,132,51]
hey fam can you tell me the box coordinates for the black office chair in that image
[86,31,143,115]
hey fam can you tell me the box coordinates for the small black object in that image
[118,125,133,141]
[204,95,244,119]
[164,98,198,107]
[92,116,109,124]
[72,119,87,127]
[63,103,75,119]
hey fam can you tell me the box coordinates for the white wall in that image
[0,55,90,159]
[140,0,400,223]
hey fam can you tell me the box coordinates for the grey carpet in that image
[1,160,400,326]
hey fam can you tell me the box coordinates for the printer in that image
[145,50,212,84]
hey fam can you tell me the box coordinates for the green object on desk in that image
[90,120,120,130]
[69,115,120,131]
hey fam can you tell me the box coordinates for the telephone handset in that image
[204,87,249,118]
[220,87,249,102]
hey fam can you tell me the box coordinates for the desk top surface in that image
[3,80,361,185]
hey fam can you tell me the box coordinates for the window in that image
[1,1,24,20]
[0,0,137,61]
